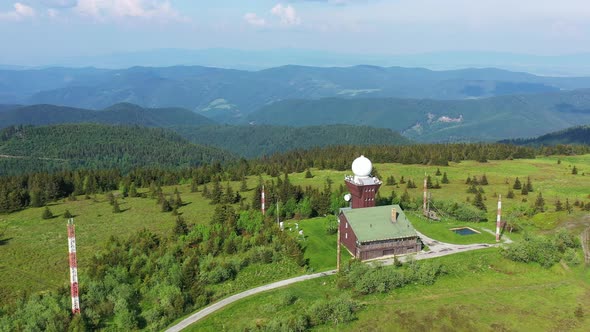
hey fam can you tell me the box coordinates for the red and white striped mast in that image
[496,195,502,242]
[67,218,81,314]
[261,185,266,215]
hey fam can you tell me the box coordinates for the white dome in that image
[352,155,372,177]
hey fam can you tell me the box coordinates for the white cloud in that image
[244,12,266,27]
[271,3,301,26]
[74,0,184,22]
[39,0,78,8]
[0,2,36,21]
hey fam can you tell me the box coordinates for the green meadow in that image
[0,155,589,317]
[190,250,590,332]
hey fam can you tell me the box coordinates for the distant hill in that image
[499,125,590,146]
[247,89,590,142]
[174,124,411,158]
[0,124,233,175]
[3,65,590,123]
[0,102,215,129]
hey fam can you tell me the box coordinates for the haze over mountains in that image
[1,63,590,145]
[6,48,590,76]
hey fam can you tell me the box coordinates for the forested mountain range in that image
[173,124,411,158]
[0,103,214,129]
[248,89,590,142]
[500,125,590,146]
[0,124,233,175]
[3,65,590,123]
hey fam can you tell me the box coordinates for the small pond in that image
[450,227,480,236]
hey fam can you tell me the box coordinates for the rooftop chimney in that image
[391,208,397,223]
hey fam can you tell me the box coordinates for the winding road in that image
[165,231,507,331]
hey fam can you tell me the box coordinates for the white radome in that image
[352,155,372,177]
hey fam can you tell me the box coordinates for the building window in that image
[345,222,348,229]
[345,233,348,239]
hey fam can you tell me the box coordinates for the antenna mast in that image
[261,185,266,215]
[496,195,502,242]
[67,218,81,314]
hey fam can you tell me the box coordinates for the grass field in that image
[189,249,590,332]
[1,155,589,307]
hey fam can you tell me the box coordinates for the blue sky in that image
[2,0,590,64]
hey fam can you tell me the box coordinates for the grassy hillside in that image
[174,124,411,158]
[248,89,590,142]
[3,65,590,122]
[190,250,590,332]
[0,102,215,129]
[501,125,590,146]
[0,124,233,174]
[1,155,588,302]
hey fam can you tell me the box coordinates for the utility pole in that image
[337,217,341,272]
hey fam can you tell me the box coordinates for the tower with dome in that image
[344,155,382,209]
[339,155,422,261]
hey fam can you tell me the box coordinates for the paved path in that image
[165,230,505,331]
[165,270,337,332]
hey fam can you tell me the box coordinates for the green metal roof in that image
[341,204,418,243]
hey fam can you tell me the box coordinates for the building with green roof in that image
[339,156,422,261]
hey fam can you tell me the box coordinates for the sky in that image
[2,0,590,65]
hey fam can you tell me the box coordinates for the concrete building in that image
[339,156,422,260]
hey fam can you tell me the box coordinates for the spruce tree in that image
[173,216,189,237]
[41,206,53,219]
[441,172,449,184]
[161,199,172,212]
[555,199,563,211]
[305,169,313,178]
[112,199,121,213]
[506,189,515,199]
[513,177,522,190]
[106,192,115,205]
[473,191,487,211]
[426,175,433,189]
[63,209,73,219]
[526,177,533,192]
[572,166,578,174]
[565,198,572,214]
[435,168,442,176]
[480,174,488,185]
[129,182,138,198]
[534,192,545,213]
[521,185,528,196]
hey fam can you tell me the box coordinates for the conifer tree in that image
[63,209,73,219]
[521,185,528,196]
[161,198,172,212]
[513,177,522,190]
[506,189,515,199]
[555,199,563,211]
[572,166,578,174]
[526,177,533,192]
[305,168,313,178]
[534,192,545,213]
[240,176,248,192]
[42,206,53,219]
[473,191,487,211]
[112,199,121,213]
[106,192,115,205]
[441,172,449,184]
[435,168,442,176]
[128,182,138,198]
[565,198,572,214]
[480,174,488,185]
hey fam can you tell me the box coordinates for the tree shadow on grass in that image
[0,237,13,246]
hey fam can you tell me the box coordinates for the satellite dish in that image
[344,194,351,202]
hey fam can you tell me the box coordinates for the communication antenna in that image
[67,218,81,314]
